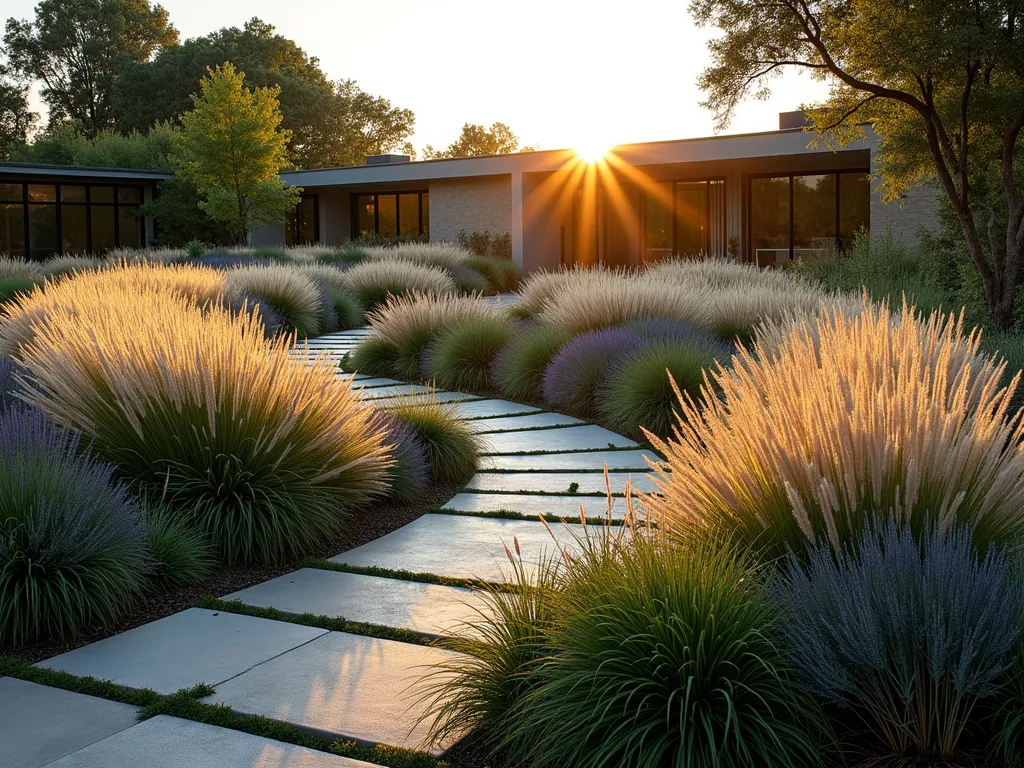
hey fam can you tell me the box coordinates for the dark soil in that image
[443,734,508,768]
[5,481,461,665]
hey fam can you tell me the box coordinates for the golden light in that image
[576,141,611,163]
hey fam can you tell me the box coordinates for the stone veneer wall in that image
[869,151,940,242]
[428,176,511,243]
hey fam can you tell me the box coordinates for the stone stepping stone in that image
[350,377,403,388]
[373,391,481,407]
[479,448,659,472]
[38,608,327,695]
[207,632,464,755]
[332,513,587,582]
[0,677,139,768]
[479,424,638,454]
[465,470,659,495]
[43,715,380,768]
[336,372,372,381]
[357,384,434,400]
[444,399,541,419]
[224,568,486,638]
[441,493,631,520]
[462,412,584,433]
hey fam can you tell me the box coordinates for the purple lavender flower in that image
[542,327,646,416]
[190,252,276,270]
[315,283,339,334]
[621,316,734,358]
[0,357,24,413]
[367,410,429,503]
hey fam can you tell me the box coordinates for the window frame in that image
[286,193,320,246]
[746,169,870,265]
[350,190,429,239]
[639,177,727,264]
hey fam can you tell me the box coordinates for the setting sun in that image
[576,141,612,163]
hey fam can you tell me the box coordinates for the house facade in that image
[1,113,938,271]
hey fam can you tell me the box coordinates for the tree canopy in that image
[3,0,177,137]
[423,121,535,159]
[693,0,1024,329]
[0,64,35,158]
[112,18,414,169]
[173,63,300,242]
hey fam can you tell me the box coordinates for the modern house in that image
[1,112,937,271]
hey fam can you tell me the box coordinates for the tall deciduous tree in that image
[172,63,300,243]
[423,122,535,159]
[0,64,35,158]
[3,0,177,137]
[112,18,415,169]
[692,0,1024,329]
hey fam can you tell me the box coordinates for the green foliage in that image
[425,316,514,392]
[492,325,569,402]
[464,255,521,292]
[326,286,365,330]
[598,340,722,440]
[346,336,401,377]
[185,238,205,260]
[303,558,503,591]
[0,74,36,159]
[518,534,825,767]
[142,177,233,247]
[0,655,160,707]
[451,265,491,294]
[3,0,178,137]
[457,230,513,261]
[143,505,214,588]
[423,122,535,159]
[389,402,481,484]
[993,640,1024,766]
[422,550,562,754]
[173,63,300,242]
[0,276,41,306]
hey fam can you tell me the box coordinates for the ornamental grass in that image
[341,260,456,310]
[424,315,515,392]
[0,262,224,358]
[364,242,472,270]
[223,264,324,337]
[16,277,391,564]
[643,303,1024,562]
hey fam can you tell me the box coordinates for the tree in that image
[691,0,1024,330]
[172,63,299,243]
[112,18,415,169]
[0,75,34,159]
[3,0,177,138]
[423,122,536,159]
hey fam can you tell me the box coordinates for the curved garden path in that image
[7,301,660,768]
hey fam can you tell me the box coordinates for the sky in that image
[7,0,831,154]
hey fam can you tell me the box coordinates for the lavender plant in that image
[368,411,430,504]
[0,357,23,413]
[541,327,645,416]
[0,405,148,645]
[776,522,1023,761]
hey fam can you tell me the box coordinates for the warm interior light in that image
[576,141,611,163]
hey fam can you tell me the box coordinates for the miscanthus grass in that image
[223,264,324,338]
[342,260,456,310]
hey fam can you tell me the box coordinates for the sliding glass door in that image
[642,179,726,264]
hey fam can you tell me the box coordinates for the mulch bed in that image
[5,481,461,666]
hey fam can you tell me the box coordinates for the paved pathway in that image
[4,308,659,767]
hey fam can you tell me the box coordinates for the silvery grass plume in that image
[643,301,1024,561]
[776,521,1023,760]
[223,264,325,338]
[341,259,456,301]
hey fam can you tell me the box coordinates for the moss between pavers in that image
[430,505,627,527]
[303,557,511,592]
[0,656,447,768]
[196,597,435,647]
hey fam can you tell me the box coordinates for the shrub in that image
[776,522,1023,761]
[345,336,401,378]
[541,327,645,417]
[185,238,205,260]
[643,304,1024,562]
[465,256,522,293]
[421,549,563,754]
[223,265,323,338]
[341,260,456,311]
[389,401,480,484]
[143,505,215,588]
[326,286,365,330]
[506,532,825,768]
[598,339,725,440]
[0,405,148,645]
[492,325,570,402]
[0,262,224,358]
[451,265,491,294]
[0,276,40,306]
[315,283,340,334]
[17,282,391,563]
[365,293,499,380]
[368,412,430,504]
[424,316,514,392]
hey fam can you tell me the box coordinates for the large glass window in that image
[643,179,726,264]
[749,171,869,266]
[285,194,319,246]
[0,181,145,259]
[350,191,429,240]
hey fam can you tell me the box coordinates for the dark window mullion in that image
[55,184,63,255]
[85,185,92,254]
[21,183,29,260]
[113,187,120,246]
[789,176,795,263]
[373,194,379,234]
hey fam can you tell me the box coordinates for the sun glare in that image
[576,141,611,163]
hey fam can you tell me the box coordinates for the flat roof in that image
[0,161,171,180]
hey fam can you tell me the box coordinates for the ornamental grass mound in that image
[492,325,570,402]
[389,400,481,484]
[16,277,392,564]
[776,522,1023,762]
[541,327,646,417]
[0,405,149,645]
[424,315,515,392]
[643,303,1024,562]
[342,259,456,311]
[223,264,324,337]
[368,411,430,504]
[0,262,224,358]
[364,243,472,271]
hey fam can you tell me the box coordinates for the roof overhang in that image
[0,162,171,181]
